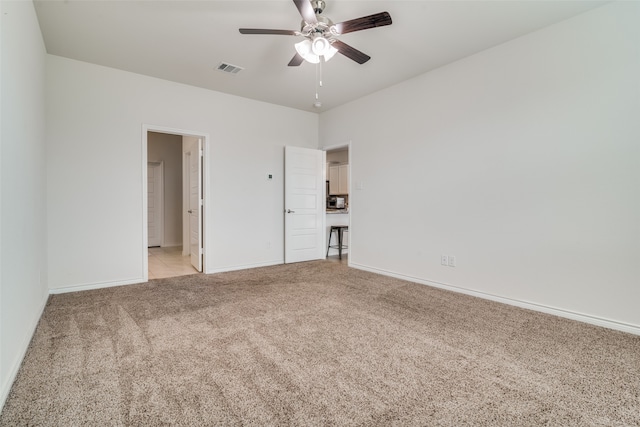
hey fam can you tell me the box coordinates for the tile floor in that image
[148,246,199,279]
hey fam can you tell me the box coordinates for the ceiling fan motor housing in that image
[300,15,334,37]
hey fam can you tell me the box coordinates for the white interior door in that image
[147,162,163,247]
[189,139,203,272]
[284,146,326,263]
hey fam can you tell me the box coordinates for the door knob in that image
[286,209,295,213]
[188,210,193,214]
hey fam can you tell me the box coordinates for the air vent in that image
[216,62,244,74]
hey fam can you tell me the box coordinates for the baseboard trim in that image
[49,277,145,294]
[48,260,284,293]
[207,260,283,274]
[159,243,181,248]
[0,291,49,410]
[350,262,640,336]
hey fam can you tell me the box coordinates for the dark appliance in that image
[327,196,345,209]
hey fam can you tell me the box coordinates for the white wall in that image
[320,2,640,333]
[0,0,49,408]
[46,55,318,290]
[148,131,183,247]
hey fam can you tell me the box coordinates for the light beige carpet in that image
[1,261,639,426]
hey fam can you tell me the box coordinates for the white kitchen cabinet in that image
[329,164,349,195]
[329,166,339,194]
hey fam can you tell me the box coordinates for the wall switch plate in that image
[441,255,448,266]
[448,256,456,267]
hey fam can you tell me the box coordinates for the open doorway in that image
[143,126,208,280]
[324,143,351,264]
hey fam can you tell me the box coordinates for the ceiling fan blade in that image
[293,0,317,25]
[239,28,297,36]
[288,53,304,67]
[331,40,371,64]
[333,12,392,35]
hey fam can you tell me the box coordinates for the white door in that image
[147,162,163,247]
[189,140,203,272]
[284,146,326,263]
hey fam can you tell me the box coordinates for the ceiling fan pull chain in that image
[315,62,320,101]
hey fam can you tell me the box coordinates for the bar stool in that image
[326,225,349,259]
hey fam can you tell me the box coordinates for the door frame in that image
[142,124,210,280]
[323,141,352,265]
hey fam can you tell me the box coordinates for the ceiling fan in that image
[239,0,392,66]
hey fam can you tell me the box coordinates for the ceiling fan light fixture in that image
[312,36,338,61]
[311,36,329,55]
[295,37,337,64]
[324,44,338,61]
[294,39,320,64]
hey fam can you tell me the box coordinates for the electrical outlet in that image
[448,256,456,267]
[441,255,448,266]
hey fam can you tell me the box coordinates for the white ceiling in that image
[34,0,606,113]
